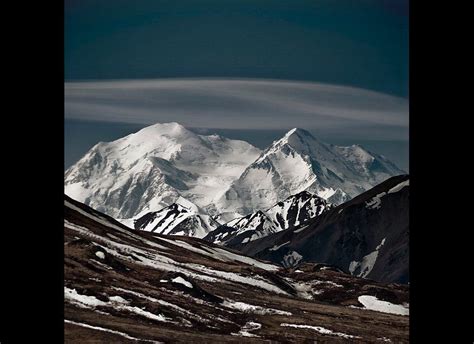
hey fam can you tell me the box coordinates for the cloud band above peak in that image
[65,78,408,140]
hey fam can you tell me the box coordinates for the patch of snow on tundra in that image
[291,281,323,300]
[65,287,107,308]
[208,246,279,271]
[280,323,360,339]
[358,295,409,316]
[172,276,193,289]
[158,237,224,260]
[65,287,171,322]
[222,300,291,315]
[66,219,286,295]
[232,321,262,337]
[111,286,204,322]
[95,251,105,259]
[186,263,289,295]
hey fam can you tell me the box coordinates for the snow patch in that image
[291,281,322,300]
[171,276,193,289]
[366,179,408,209]
[357,295,409,316]
[222,300,291,315]
[388,180,409,194]
[65,287,107,308]
[65,287,171,322]
[349,237,386,278]
[65,219,288,295]
[366,193,384,209]
[111,287,204,322]
[231,321,262,337]
[207,246,279,271]
[158,237,279,271]
[109,295,129,304]
[269,241,290,251]
[280,323,360,339]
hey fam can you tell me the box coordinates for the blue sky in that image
[66,0,408,96]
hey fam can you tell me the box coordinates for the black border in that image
[3,0,64,342]
[3,0,472,342]
[409,0,471,342]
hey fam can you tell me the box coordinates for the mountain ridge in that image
[233,174,410,283]
[217,127,405,215]
[204,190,332,246]
[65,122,261,219]
[65,122,404,234]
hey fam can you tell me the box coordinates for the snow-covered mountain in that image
[265,190,332,229]
[204,191,332,245]
[64,122,261,219]
[236,175,410,284]
[65,123,403,237]
[206,211,277,245]
[217,128,404,215]
[132,197,220,238]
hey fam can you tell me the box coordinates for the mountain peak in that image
[141,122,189,135]
[274,127,323,155]
[284,127,314,140]
[279,127,322,148]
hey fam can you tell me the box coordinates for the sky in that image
[65,0,409,170]
[65,0,408,96]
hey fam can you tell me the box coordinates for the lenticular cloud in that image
[65,78,408,139]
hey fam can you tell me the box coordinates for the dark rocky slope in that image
[233,175,409,284]
[64,195,408,343]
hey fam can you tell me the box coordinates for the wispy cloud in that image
[65,78,408,140]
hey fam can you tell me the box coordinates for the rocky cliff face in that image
[234,175,409,284]
[204,191,332,246]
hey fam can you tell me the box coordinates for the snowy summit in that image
[65,122,404,239]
